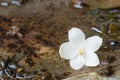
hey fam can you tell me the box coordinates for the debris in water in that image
[0,2,9,7]
[108,23,119,34]
[6,26,23,38]
[11,0,29,6]
[11,0,21,6]
[91,27,103,33]
[72,0,83,9]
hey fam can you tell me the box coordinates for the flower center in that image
[78,48,84,55]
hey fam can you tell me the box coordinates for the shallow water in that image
[0,0,120,79]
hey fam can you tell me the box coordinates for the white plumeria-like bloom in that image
[59,27,102,70]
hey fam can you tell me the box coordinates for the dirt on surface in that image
[0,0,120,80]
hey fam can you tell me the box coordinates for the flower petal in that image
[70,55,85,70]
[84,51,100,66]
[59,42,78,59]
[85,36,102,52]
[68,27,85,48]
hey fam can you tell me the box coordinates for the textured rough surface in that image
[83,0,120,9]
[0,0,120,79]
[64,70,120,80]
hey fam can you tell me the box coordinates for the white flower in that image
[59,27,102,70]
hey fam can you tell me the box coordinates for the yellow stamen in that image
[78,49,84,55]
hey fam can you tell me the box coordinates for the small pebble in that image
[17,68,23,73]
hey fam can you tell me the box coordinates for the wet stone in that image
[42,72,53,80]
[13,52,25,62]
[8,64,17,69]
[0,0,119,80]
[41,68,47,72]
[110,41,119,47]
